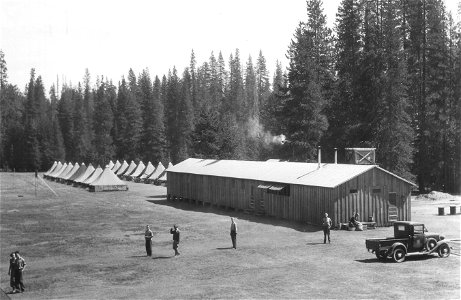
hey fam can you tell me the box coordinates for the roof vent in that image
[345,148,376,165]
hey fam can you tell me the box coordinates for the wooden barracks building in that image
[167,148,416,227]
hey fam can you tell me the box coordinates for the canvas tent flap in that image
[111,160,121,173]
[115,160,129,175]
[139,162,155,179]
[62,163,80,180]
[83,166,103,185]
[48,162,63,177]
[147,162,165,180]
[68,164,87,181]
[121,161,137,176]
[45,162,58,175]
[129,161,146,178]
[74,164,95,183]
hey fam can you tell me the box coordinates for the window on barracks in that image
[389,192,397,205]
[350,189,358,194]
[267,184,290,197]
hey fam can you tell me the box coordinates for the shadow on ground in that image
[356,254,439,264]
[145,198,321,233]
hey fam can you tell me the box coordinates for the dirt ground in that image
[0,172,460,299]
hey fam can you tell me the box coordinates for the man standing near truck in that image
[322,213,332,244]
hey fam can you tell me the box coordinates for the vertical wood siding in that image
[167,167,412,227]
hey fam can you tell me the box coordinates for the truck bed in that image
[366,238,409,251]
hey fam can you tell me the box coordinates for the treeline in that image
[0,0,460,194]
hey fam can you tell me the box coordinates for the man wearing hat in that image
[144,225,153,256]
[170,225,180,256]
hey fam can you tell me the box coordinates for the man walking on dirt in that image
[170,225,180,256]
[322,213,332,244]
[145,225,153,256]
[230,217,237,249]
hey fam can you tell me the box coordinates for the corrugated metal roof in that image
[167,158,416,188]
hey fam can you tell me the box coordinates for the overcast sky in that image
[1,0,459,91]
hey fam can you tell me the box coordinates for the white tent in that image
[111,160,121,173]
[56,163,75,181]
[60,162,80,183]
[44,161,60,178]
[47,162,65,179]
[66,163,87,184]
[82,165,103,186]
[73,164,95,185]
[146,162,165,184]
[127,161,146,181]
[135,161,155,182]
[156,162,173,185]
[106,160,114,169]
[50,163,70,180]
[116,160,129,176]
[44,161,57,177]
[120,161,137,179]
[89,166,128,192]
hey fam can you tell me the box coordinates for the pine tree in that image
[165,68,181,162]
[283,0,332,161]
[48,85,65,162]
[325,0,363,151]
[139,70,165,163]
[93,80,115,165]
[23,69,41,170]
[176,69,194,162]
[373,0,414,179]
[256,50,271,111]
[58,86,76,161]
[115,77,142,160]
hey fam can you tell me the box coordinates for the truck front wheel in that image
[438,244,450,258]
[426,238,437,251]
[393,248,406,263]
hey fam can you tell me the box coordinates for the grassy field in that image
[0,172,460,299]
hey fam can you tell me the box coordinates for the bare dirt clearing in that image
[1,173,460,299]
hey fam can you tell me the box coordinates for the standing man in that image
[322,213,332,244]
[145,225,153,256]
[170,225,180,256]
[8,252,16,293]
[14,251,26,293]
[230,217,237,249]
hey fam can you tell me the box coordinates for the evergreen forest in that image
[1,0,460,193]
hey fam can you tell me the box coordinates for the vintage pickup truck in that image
[365,221,450,262]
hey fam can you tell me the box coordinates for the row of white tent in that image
[43,160,173,192]
[110,160,173,184]
[43,162,128,192]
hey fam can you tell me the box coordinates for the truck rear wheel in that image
[438,244,450,258]
[375,251,387,260]
[393,248,406,263]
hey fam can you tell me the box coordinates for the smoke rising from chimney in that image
[247,117,286,146]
